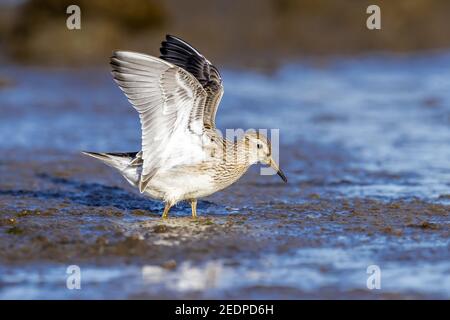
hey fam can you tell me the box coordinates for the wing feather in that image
[160,35,224,129]
[111,51,207,192]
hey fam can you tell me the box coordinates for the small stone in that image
[132,209,146,216]
[153,225,168,233]
[161,260,177,270]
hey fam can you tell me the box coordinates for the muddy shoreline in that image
[0,53,449,298]
[0,152,448,299]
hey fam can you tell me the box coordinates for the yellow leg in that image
[191,199,197,219]
[161,203,172,219]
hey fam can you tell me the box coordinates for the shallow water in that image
[0,52,449,299]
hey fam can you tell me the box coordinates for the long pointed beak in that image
[270,158,288,183]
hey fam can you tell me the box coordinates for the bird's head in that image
[243,132,287,183]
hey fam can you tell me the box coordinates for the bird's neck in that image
[209,138,253,187]
[214,137,255,168]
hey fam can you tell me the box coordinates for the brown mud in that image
[0,54,449,298]
[0,151,448,299]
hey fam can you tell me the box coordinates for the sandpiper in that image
[83,35,287,218]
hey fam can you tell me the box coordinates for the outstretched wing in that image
[111,51,208,193]
[160,35,223,129]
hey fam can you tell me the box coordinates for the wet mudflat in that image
[0,53,449,299]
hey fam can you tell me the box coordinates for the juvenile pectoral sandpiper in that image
[83,35,287,219]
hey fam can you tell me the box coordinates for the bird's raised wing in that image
[160,35,223,129]
[111,51,207,193]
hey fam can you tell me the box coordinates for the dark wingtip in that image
[166,34,177,41]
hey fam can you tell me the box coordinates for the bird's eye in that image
[257,143,262,149]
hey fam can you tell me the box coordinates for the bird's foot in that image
[190,199,198,219]
[161,203,172,220]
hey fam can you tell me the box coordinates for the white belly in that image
[143,168,216,204]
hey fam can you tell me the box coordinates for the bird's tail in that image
[81,151,142,186]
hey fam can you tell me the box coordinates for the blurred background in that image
[0,0,449,299]
[2,0,450,68]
